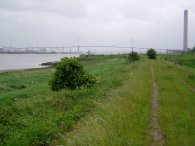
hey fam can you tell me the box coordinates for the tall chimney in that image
[183,10,188,52]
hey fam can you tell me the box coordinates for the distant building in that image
[16,48,26,52]
[25,48,33,53]
[166,50,184,54]
[40,48,46,53]
[0,47,4,53]
[51,48,57,53]
[3,46,16,52]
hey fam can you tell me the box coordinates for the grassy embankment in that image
[156,54,195,145]
[53,54,195,146]
[0,54,149,145]
[0,54,195,146]
[161,54,195,71]
[53,58,152,146]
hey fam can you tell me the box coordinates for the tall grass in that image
[154,60,195,145]
[162,54,195,69]
[1,54,194,145]
[160,54,195,88]
[0,68,54,107]
[52,60,152,146]
[0,57,133,145]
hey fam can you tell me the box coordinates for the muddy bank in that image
[40,61,59,66]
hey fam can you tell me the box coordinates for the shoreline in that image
[0,66,52,73]
[0,54,79,74]
[0,61,59,73]
[0,58,94,73]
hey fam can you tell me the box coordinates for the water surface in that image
[0,54,78,71]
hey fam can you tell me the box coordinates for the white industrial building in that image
[0,47,4,53]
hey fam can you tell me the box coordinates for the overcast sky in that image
[0,0,195,49]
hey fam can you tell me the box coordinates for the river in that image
[0,54,79,71]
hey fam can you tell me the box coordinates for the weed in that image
[8,84,26,89]
[167,65,173,69]
[0,56,130,145]
[175,59,184,65]
[54,60,152,146]
[155,60,195,145]
[188,73,195,80]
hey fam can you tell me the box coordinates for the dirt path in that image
[150,63,164,146]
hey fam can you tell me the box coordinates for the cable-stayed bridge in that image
[0,45,183,54]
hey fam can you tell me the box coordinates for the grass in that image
[160,54,195,88]
[0,55,133,145]
[52,55,195,146]
[155,62,195,145]
[0,68,54,107]
[52,59,152,146]
[0,54,195,145]
[161,54,195,69]
[154,59,195,145]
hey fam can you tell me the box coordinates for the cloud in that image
[0,0,86,18]
[0,0,195,49]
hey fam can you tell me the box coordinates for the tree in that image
[146,48,157,59]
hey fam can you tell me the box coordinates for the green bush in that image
[188,73,195,80]
[189,47,195,53]
[146,48,157,59]
[128,51,140,62]
[175,59,184,65]
[49,58,97,91]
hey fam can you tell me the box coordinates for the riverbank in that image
[53,54,195,146]
[0,67,49,73]
[0,54,195,145]
[0,55,129,145]
[0,54,79,71]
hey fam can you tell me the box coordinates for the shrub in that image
[49,58,97,91]
[189,47,195,53]
[128,51,140,62]
[8,84,26,89]
[175,59,183,65]
[146,48,157,59]
[188,73,195,80]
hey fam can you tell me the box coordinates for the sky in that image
[0,0,195,50]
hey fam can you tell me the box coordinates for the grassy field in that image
[161,53,195,69]
[53,59,152,146]
[157,54,195,145]
[0,54,195,146]
[0,55,131,145]
[53,54,195,146]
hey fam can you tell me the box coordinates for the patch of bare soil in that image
[150,63,164,146]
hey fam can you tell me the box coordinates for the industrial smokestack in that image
[183,10,188,52]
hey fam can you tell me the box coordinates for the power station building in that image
[0,47,4,53]
[183,10,188,52]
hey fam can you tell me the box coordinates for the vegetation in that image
[128,51,140,62]
[50,58,96,91]
[162,54,195,69]
[154,60,195,145]
[0,55,130,146]
[53,54,195,146]
[52,60,152,146]
[189,47,195,53]
[147,48,157,59]
[0,54,195,146]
